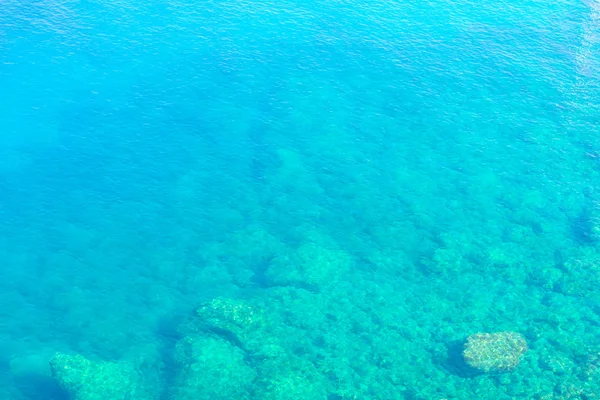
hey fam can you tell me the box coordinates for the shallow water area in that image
[1,0,600,398]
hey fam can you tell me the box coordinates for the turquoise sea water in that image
[1,0,600,398]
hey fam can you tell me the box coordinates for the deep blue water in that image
[1,0,600,398]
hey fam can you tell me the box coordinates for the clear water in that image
[1,0,599,398]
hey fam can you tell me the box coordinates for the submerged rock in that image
[49,352,158,400]
[176,296,328,400]
[463,332,528,373]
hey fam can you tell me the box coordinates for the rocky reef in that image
[50,296,330,400]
